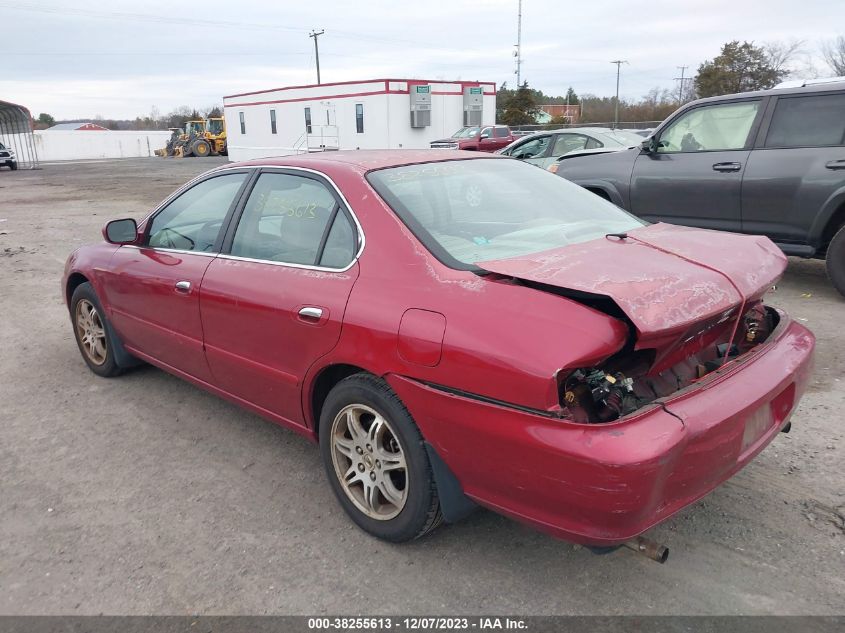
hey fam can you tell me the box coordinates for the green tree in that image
[695,41,786,97]
[500,81,540,125]
[37,113,55,127]
[564,86,579,105]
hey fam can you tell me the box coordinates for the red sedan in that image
[63,150,814,552]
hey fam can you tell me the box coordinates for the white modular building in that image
[222,78,497,162]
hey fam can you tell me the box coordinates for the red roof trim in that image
[224,78,496,100]
[226,87,495,108]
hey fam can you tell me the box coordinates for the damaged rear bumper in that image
[387,311,815,545]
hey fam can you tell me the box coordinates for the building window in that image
[239,111,246,135]
[355,104,364,134]
[304,107,312,134]
[270,109,277,135]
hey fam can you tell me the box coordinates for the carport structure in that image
[0,100,40,169]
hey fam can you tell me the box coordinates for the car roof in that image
[688,79,845,106]
[224,149,502,175]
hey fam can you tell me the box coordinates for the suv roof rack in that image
[774,76,845,89]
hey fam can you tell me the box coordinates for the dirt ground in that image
[0,157,843,615]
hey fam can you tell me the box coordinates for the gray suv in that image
[554,79,845,296]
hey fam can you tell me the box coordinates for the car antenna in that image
[605,232,628,240]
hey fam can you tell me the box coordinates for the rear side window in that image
[765,93,845,148]
[494,127,510,138]
[658,101,760,152]
[147,173,247,252]
[230,172,354,268]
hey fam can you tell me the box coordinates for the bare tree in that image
[764,39,806,76]
[821,36,845,75]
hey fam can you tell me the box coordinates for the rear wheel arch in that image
[820,201,845,255]
[309,363,370,433]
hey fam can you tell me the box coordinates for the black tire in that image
[10,162,18,171]
[825,224,845,298]
[319,373,442,542]
[192,139,211,157]
[70,282,124,377]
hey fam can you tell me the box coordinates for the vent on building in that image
[410,84,432,128]
[463,86,483,127]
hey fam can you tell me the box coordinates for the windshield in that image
[451,127,480,139]
[367,158,644,268]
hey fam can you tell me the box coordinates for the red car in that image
[430,125,515,152]
[63,150,814,553]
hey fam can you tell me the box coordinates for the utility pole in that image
[610,60,627,129]
[309,29,325,85]
[514,0,523,87]
[674,65,688,105]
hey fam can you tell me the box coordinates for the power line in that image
[309,29,325,85]
[516,0,523,84]
[674,65,689,104]
[610,60,628,129]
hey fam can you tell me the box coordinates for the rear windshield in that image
[367,158,644,269]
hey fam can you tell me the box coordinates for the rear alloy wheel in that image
[825,224,845,298]
[319,374,442,542]
[70,282,124,377]
[192,140,211,157]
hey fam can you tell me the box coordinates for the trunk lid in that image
[477,223,786,362]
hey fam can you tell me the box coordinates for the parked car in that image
[430,125,515,152]
[0,142,17,170]
[553,79,845,296]
[63,150,814,551]
[498,127,644,168]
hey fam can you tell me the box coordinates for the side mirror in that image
[480,133,490,139]
[103,218,138,244]
[641,137,655,153]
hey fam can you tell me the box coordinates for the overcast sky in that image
[1,0,842,120]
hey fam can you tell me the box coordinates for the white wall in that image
[33,130,172,161]
[223,79,497,162]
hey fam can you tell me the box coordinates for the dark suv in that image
[553,79,845,296]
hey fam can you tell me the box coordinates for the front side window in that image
[270,109,277,134]
[765,93,845,148]
[480,127,493,138]
[147,173,247,252]
[511,136,550,159]
[304,107,312,134]
[239,111,246,135]
[230,172,354,267]
[367,159,644,268]
[658,101,760,153]
[355,103,364,134]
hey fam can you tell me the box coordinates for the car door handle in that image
[825,160,845,170]
[712,162,742,172]
[174,280,192,294]
[298,306,323,320]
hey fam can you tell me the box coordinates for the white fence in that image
[33,130,172,161]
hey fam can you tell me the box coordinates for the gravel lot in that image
[0,157,843,615]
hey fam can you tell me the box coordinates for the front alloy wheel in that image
[75,299,107,366]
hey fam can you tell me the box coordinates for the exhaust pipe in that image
[623,536,669,563]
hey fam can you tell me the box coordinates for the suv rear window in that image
[765,93,845,148]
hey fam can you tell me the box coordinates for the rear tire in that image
[319,374,442,542]
[70,282,124,377]
[825,224,845,298]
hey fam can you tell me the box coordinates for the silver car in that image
[498,127,644,168]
